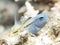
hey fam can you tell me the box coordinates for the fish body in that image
[12,12,48,34]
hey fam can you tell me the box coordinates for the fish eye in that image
[39,17,44,20]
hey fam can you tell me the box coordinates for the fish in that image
[12,12,48,34]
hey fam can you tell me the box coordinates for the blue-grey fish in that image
[12,12,48,34]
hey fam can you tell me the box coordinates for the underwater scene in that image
[0,0,60,45]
